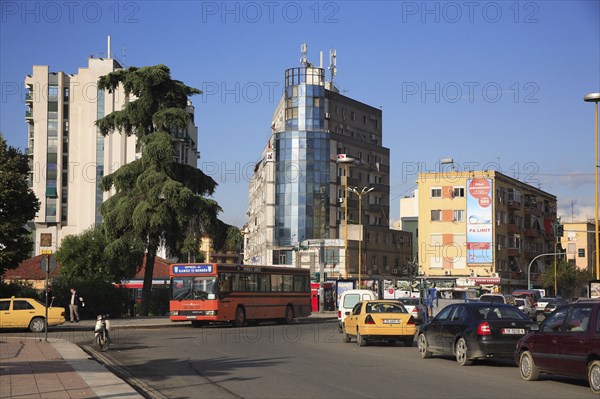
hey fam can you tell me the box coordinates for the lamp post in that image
[528,252,563,290]
[349,186,374,288]
[584,92,600,280]
[336,155,358,278]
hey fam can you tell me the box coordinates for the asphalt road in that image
[57,318,595,399]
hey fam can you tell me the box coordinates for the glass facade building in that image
[274,67,330,247]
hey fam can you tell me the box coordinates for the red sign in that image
[467,242,491,250]
[468,179,491,198]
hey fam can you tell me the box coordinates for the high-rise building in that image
[244,46,412,280]
[561,221,596,273]
[416,170,559,294]
[24,47,199,255]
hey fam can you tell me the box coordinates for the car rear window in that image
[399,298,419,306]
[343,294,361,308]
[367,302,407,313]
[476,306,528,320]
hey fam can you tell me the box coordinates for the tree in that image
[96,65,225,315]
[55,225,133,282]
[0,133,40,275]
[538,260,593,298]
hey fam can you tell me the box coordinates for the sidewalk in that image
[0,313,335,399]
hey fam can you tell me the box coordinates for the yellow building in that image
[417,170,558,294]
[561,221,596,273]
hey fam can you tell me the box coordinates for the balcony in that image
[507,200,521,210]
[25,93,33,103]
[25,111,32,120]
[507,224,521,234]
[524,228,540,238]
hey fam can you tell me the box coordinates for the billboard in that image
[466,178,493,264]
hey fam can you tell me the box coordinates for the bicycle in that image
[94,314,111,351]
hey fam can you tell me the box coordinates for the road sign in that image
[40,255,57,273]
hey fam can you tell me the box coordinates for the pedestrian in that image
[47,286,56,307]
[69,287,85,322]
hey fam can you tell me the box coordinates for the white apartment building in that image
[25,53,199,255]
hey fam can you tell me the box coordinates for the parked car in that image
[397,297,424,323]
[479,294,517,306]
[514,298,536,319]
[515,300,600,394]
[536,295,565,314]
[342,300,416,347]
[512,290,542,310]
[417,302,535,366]
[0,297,66,332]
[542,297,568,316]
[337,289,377,330]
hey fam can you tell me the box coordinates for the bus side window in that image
[220,273,232,292]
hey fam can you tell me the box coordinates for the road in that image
[61,318,596,399]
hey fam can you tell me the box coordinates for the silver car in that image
[514,297,536,319]
[397,298,424,323]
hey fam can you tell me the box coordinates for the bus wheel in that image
[284,305,294,324]
[234,307,246,327]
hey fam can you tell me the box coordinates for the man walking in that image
[69,287,84,322]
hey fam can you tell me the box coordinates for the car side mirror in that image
[529,323,539,332]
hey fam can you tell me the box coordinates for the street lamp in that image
[349,186,374,288]
[584,92,600,280]
[336,155,358,278]
[527,252,563,290]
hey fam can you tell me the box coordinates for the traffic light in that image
[555,224,564,237]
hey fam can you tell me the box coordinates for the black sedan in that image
[417,302,536,366]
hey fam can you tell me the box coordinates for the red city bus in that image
[169,263,311,327]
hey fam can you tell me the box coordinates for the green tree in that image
[55,225,132,282]
[538,260,592,298]
[0,133,40,275]
[96,65,225,315]
[225,226,243,253]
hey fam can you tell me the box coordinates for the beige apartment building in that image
[25,51,199,255]
[561,221,596,273]
[417,170,559,294]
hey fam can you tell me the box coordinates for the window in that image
[431,188,442,198]
[431,210,442,221]
[13,300,35,310]
[453,210,464,222]
[0,301,9,311]
[541,308,569,332]
[271,274,283,292]
[453,187,465,197]
[565,306,592,332]
[578,248,585,257]
[436,305,454,321]
[282,275,293,292]
[430,234,443,246]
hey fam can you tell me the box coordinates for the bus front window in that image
[172,277,217,300]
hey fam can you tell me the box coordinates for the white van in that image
[337,289,378,329]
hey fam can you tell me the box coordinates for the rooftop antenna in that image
[122,44,126,62]
[300,43,308,66]
[107,35,111,58]
[329,49,337,87]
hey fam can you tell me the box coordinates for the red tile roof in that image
[2,255,173,281]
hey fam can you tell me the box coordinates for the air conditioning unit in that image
[444,270,451,276]
[497,220,501,226]
[497,244,502,251]
[338,198,344,203]
[325,112,331,119]
[392,268,398,274]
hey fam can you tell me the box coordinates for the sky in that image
[1,0,599,228]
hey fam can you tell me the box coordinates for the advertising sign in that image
[172,265,213,274]
[466,178,493,264]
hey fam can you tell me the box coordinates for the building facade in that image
[561,221,596,273]
[245,48,412,281]
[417,170,558,294]
[25,53,199,255]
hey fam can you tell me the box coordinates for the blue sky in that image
[1,1,599,228]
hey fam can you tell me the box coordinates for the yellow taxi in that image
[342,300,417,347]
[0,297,66,332]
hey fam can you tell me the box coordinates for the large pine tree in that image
[0,133,40,275]
[96,65,224,315]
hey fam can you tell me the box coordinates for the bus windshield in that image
[172,276,217,300]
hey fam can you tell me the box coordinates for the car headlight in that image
[205,310,217,316]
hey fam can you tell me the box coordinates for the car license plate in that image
[502,328,525,334]
[383,319,401,324]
